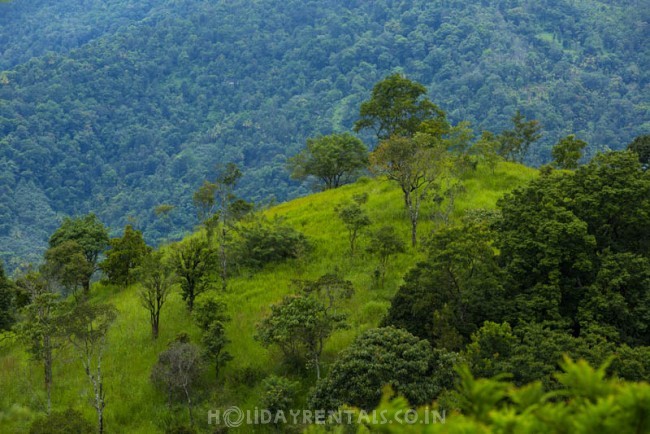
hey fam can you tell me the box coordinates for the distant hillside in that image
[0,0,647,269]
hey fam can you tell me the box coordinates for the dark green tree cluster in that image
[381,150,650,389]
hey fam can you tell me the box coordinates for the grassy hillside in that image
[0,162,536,433]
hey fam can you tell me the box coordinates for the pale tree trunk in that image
[82,343,106,434]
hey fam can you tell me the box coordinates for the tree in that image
[288,133,368,190]
[192,295,231,379]
[43,241,94,297]
[310,327,438,411]
[193,163,252,290]
[235,217,311,269]
[383,223,504,349]
[100,225,151,287]
[552,135,587,169]
[335,200,371,257]
[138,252,176,339]
[151,340,203,427]
[16,288,66,414]
[48,214,109,295]
[63,302,117,434]
[370,133,449,246]
[299,273,354,316]
[172,238,214,311]
[354,74,447,140]
[0,263,15,331]
[256,295,345,379]
[627,134,650,167]
[472,131,502,174]
[260,375,298,420]
[498,110,542,162]
[366,225,405,286]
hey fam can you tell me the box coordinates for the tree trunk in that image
[152,316,159,340]
[220,227,228,292]
[183,385,194,426]
[44,336,53,414]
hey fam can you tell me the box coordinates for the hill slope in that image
[0,0,647,269]
[0,162,537,433]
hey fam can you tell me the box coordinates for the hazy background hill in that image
[0,0,648,269]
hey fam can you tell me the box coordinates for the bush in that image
[29,408,93,434]
[235,218,311,269]
[260,375,298,415]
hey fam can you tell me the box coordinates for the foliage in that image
[192,294,232,379]
[234,218,310,269]
[310,327,439,411]
[171,238,214,311]
[47,214,109,294]
[0,263,15,331]
[15,290,67,413]
[366,226,405,286]
[151,340,203,427]
[384,223,504,349]
[43,241,94,297]
[498,109,542,162]
[288,133,368,190]
[138,251,176,339]
[29,408,93,434]
[256,294,345,379]
[62,301,117,434]
[100,225,151,287]
[336,201,371,257]
[627,134,650,166]
[370,133,450,246]
[0,0,647,269]
[260,375,298,416]
[354,73,447,140]
[308,358,650,433]
[552,134,588,169]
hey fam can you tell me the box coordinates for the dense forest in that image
[0,0,648,268]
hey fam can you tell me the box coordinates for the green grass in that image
[0,162,536,433]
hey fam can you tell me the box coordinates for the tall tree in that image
[354,73,447,140]
[498,110,542,163]
[192,295,232,379]
[138,252,176,339]
[63,302,117,434]
[336,200,371,258]
[256,295,346,380]
[366,225,406,286]
[370,134,449,246]
[288,133,368,190]
[100,225,151,287]
[48,214,109,295]
[193,163,252,290]
[172,238,214,311]
[16,285,66,414]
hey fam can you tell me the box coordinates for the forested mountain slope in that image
[0,0,647,268]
